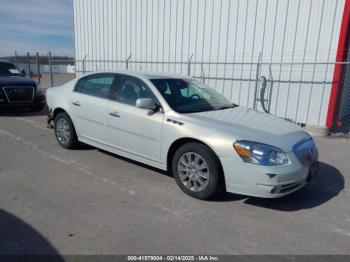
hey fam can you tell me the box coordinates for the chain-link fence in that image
[5,52,76,89]
[5,51,349,134]
[75,56,350,134]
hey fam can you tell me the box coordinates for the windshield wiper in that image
[181,108,215,114]
[216,104,238,110]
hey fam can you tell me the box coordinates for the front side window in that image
[75,74,115,99]
[150,78,234,113]
[114,75,154,106]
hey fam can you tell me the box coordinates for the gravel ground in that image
[0,108,349,255]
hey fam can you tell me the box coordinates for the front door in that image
[106,75,164,163]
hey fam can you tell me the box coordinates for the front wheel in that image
[172,142,223,200]
[54,112,79,149]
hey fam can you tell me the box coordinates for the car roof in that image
[0,60,15,65]
[83,70,189,80]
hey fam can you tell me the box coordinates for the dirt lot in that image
[0,108,349,255]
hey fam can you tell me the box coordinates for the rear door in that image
[106,74,164,163]
[70,73,116,145]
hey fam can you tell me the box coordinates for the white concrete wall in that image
[73,0,346,126]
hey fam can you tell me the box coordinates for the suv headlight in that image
[233,140,289,166]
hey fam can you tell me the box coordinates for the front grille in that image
[293,138,318,165]
[2,86,34,103]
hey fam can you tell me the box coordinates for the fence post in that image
[126,54,132,70]
[27,52,31,77]
[187,54,193,76]
[48,52,53,87]
[253,53,262,110]
[200,63,206,83]
[14,51,18,66]
[82,55,87,74]
[36,52,40,84]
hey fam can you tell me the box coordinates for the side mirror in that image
[136,98,156,110]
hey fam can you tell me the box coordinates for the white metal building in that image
[73,0,350,130]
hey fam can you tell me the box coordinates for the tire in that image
[30,103,45,111]
[54,112,79,149]
[172,142,224,200]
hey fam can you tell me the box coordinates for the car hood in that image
[183,106,310,152]
[0,76,36,87]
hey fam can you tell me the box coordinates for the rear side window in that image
[75,74,115,99]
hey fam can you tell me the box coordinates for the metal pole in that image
[126,54,132,70]
[201,63,205,83]
[36,52,40,84]
[82,55,87,74]
[253,53,262,110]
[48,52,53,87]
[14,51,17,66]
[187,54,193,76]
[27,52,31,77]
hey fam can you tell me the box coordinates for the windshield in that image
[150,78,236,113]
[0,62,21,76]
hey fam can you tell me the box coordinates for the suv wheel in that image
[172,142,223,200]
[54,112,79,149]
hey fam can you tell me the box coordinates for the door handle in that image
[72,101,81,106]
[109,112,120,118]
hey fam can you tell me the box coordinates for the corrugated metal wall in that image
[73,0,346,126]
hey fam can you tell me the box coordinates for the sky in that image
[0,0,74,57]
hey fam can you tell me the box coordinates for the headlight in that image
[233,140,289,166]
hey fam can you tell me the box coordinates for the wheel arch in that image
[53,107,67,119]
[53,107,78,134]
[166,137,226,187]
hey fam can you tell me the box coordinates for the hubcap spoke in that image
[193,179,199,191]
[185,153,192,163]
[198,170,209,179]
[185,179,193,189]
[193,154,200,165]
[196,176,205,186]
[179,172,189,180]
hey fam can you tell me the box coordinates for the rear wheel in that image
[172,142,223,200]
[54,112,79,149]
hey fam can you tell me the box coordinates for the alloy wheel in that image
[56,118,71,145]
[177,152,209,192]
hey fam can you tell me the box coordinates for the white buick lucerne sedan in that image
[46,70,319,200]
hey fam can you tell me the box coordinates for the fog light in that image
[271,186,281,194]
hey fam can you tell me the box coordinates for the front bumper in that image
[221,152,319,198]
[0,94,45,108]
